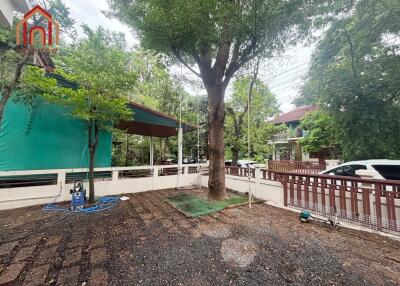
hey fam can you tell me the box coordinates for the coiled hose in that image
[43,193,119,213]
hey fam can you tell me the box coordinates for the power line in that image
[267,67,308,84]
[264,37,397,82]
[269,75,305,89]
[264,62,309,82]
[272,83,303,94]
[265,39,399,91]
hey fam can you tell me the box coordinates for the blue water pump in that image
[70,181,86,210]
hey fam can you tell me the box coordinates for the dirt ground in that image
[0,188,399,286]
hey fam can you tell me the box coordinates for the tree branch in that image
[171,46,201,77]
[387,85,400,102]
[5,50,31,93]
[225,40,240,75]
[238,56,261,126]
[226,106,235,117]
[212,24,233,81]
[344,29,358,80]
[223,37,258,86]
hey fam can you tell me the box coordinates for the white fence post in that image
[112,170,119,190]
[57,171,68,201]
[152,166,158,190]
[255,167,261,197]
[112,170,119,181]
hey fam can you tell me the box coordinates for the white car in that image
[238,160,256,169]
[320,160,400,180]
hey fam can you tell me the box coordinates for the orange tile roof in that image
[270,105,318,124]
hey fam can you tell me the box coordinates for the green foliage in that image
[299,111,338,158]
[297,0,400,161]
[108,0,352,67]
[23,26,136,130]
[225,76,279,162]
[128,49,184,116]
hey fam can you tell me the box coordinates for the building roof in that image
[47,73,195,138]
[118,101,195,138]
[270,105,318,124]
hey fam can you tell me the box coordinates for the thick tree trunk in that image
[207,85,227,200]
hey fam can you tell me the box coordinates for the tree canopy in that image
[295,0,400,160]
[107,0,352,85]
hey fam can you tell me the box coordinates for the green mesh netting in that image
[0,99,111,171]
[166,193,249,217]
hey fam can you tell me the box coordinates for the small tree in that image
[23,26,136,202]
[225,75,279,165]
[108,0,353,199]
[299,111,338,159]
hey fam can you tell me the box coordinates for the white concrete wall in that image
[0,164,205,210]
[1,164,399,235]
[200,169,284,205]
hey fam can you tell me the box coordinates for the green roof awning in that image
[117,101,195,138]
[46,73,194,138]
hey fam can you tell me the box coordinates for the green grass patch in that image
[165,192,250,217]
[224,195,248,206]
[166,194,226,217]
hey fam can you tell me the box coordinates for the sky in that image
[65,0,314,113]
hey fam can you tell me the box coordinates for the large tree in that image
[23,26,137,202]
[108,0,353,199]
[0,0,76,126]
[296,0,400,160]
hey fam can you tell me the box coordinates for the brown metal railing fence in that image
[271,170,399,234]
[225,166,399,235]
[224,166,255,178]
[268,160,326,173]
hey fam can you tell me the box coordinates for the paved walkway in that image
[0,188,399,285]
